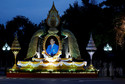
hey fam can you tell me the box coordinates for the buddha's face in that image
[50,39,55,45]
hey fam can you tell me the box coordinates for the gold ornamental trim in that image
[42,33,62,57]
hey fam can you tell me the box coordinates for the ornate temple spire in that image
[11,34,21,51]
[86,33,97,51]
[49,2,58,14]
[46,2,60,28]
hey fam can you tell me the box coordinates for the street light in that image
[2,43,11,51]
[104,44,112,52]
[2,43,11,74]
[103,43,112,77]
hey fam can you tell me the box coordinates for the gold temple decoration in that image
[46,2,60,28]
[11,34,21,70]
[8,2,88,73]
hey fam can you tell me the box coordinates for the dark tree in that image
[6,16,39,60]
[100,0,125,12]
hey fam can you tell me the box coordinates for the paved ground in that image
[0,76,125,84]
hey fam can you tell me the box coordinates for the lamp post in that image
[2,43,11,74]
[86,34,97,71]
[103,43,112,77]
[11,34,21,70]
[104,44,112,52]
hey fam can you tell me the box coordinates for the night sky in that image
[0,0,105,25]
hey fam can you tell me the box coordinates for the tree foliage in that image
[5,16,39,60]
[61,0,125,67]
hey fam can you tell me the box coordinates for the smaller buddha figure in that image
[46,39,59,56]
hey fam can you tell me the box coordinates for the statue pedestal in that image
[15,58,87,72]
[8,58,98,78]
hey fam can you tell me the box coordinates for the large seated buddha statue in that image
[17,2,87,72]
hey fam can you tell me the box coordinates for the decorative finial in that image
[11,33,21,70]
[11,34,21,51]
[46,2,60,28]
[86,33,97,51]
